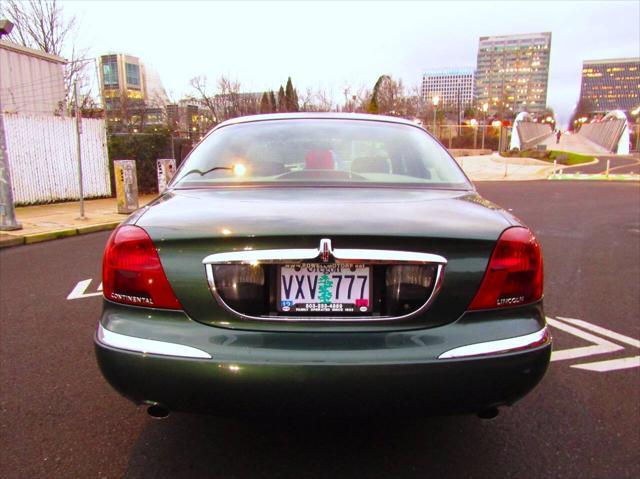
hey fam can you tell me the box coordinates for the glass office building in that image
[422,68,475,109]
[475,32,551,115]
[579,58,640,114]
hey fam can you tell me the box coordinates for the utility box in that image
[114,160,139,214]
[157,158,177,194]
[536,144,547,151]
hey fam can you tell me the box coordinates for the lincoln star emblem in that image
[320,238,332,263]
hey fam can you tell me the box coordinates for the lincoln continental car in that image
[95,113,551,418]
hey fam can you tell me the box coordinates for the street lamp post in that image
[632,107,640,153]
[481,102,488,150]
[0,19,22,230]
[432,95,440,138]
[470,119,478,149]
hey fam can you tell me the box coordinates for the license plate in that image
[278,263,372,313]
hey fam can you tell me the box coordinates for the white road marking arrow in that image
[67,279,103,300]
[548,316,639,372]
[571,356,640,372]
[555,317,640,349]
[547,317,623,361]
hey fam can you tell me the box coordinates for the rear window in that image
[171,119,471,188]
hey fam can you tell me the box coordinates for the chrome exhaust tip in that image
[477,407,499,420]
[146,404,170,419]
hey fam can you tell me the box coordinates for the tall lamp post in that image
[0,19,22,231]
[632,106,640,153]
[481,102,488,150]
[432,95,440,138]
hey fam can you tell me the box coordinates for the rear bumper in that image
[95,302,551,416]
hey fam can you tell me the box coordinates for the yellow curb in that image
[76,222,122,235]
[24,229,78,244]
[0,235,25,248]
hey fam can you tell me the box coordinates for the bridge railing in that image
[578,119,627,153]
[516,122,554,150]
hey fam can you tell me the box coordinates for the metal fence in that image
[3,114,110,204]
[427,124,511,152]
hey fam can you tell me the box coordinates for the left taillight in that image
[102,225,182,309]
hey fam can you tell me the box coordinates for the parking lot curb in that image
[0,235,25,248]
[76,222,122,235]
[0,221,122,249]
[24,229,79,244]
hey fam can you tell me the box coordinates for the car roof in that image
[214,112,421,130]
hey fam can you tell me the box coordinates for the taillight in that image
[102,225,182,309]
[468,227,543,310]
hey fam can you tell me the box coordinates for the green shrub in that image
[107,128,193,194]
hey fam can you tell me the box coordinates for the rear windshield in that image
[171,119,471,188]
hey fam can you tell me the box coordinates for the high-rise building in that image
[98,53,169,130]
[99,53,146,112]
[475,32,552,116]
[421,68,475,109]
[579,58,640,114]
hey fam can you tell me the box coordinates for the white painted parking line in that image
[556,317,640,349]
[571,356,640,372]
[67,279,102,300]
[546,317,624,361]
[549,316,640,372]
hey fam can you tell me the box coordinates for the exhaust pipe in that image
[477,407,499,420]
[146,404,170,419]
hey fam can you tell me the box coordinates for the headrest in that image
[305,149,335,170]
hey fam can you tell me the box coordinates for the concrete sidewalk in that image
[0,195,157,248]
[455,153,562,181]
[0,153,573,249]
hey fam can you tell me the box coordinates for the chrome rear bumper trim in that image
[202,239,447,266]
[438,326,551,359]
[96,323,212,359]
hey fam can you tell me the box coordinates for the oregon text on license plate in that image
[278,263,372,313]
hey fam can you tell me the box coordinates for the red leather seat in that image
[305,149,335,169]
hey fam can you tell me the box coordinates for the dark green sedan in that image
[95,113,551,419]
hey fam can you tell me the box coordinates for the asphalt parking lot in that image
[1,181,638,479]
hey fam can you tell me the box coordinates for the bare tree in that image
[190,74,259,122]
[0,0,91,112]
[189,76,218,119]
[344,84,370,113]
[298,87,315,112]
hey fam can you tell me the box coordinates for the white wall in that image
[3,115,111,204]
[0,41,66,116]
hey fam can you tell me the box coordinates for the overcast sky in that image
[62,0,640,127]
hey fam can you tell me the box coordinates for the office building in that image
[99,53,146,111]
[422,68,475,109]
[475,32,552,115]
[579,58,640,114]
[99,53,169,130]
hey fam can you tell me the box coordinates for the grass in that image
[549,173,639,181]
[547,150,595,166]
[500,149,595,165]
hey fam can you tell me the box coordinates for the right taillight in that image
[468,227,543,310]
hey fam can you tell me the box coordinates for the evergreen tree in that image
[259,92,271,114]
[277,85,287,112]
[285,77,299,112]
[269,90,277,113]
